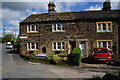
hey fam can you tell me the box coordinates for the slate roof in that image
[20,9,120,24]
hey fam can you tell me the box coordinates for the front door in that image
[79,41,86,56]
[69,41,76,53]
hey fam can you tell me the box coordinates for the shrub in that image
[89,75,102,80]
[52,55,63,64]
[63,57,68,62]
[102,73,120,80]
[68,48,82,66]
[90,72,120,80]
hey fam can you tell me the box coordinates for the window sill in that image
[53,49,66,51]
[27,32,38,33]
[27,49,39,51]
[96,31,112,32]
[52,31,65,32]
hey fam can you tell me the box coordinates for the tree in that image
[2,34,14,43]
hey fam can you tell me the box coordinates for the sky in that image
[0,0,120,38]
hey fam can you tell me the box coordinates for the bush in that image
[113,54,120,62]
[52,55,63,64]
[89,75,102,80]
[20,53,69,65]
[20,53,49,63]
[68,48,82,66]
[102,73,120,80]
[90,72,120,80]
[63,57,68,62]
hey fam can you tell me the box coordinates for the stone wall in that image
[19,20,118,56]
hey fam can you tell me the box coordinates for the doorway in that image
[69,41,76,53]
[79,41,86,56]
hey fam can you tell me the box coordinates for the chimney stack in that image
[48,1,56,14]
[102,0,111,11]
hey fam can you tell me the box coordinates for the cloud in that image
[2,0,49,2]
[2,8,22,20]
[8,20,20,27]
[85,5,102,11]
[2,2,47,11]
[85,1,120,11]
[111,2,119,9]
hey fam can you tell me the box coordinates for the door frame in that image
[68,41,76,54]
[78,39,89,57]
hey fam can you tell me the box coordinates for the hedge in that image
[68,48,82,66]
[20,53,68,64]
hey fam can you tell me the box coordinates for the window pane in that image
[98,26,101,31]
[57,24,61,30]
[102,41,107,47]
[31,25,35,31]
[53,24,56,31]
[53,42,56,49]
[98,42,101,47]
[98,23,101,27]
[35,25,37,31]
[102,23,107,31]
[61,24,64,30]
[108,23,111,31]
[108,41,111,49]
[36,43,38,49]
[57,42,61,49]
[31,43,35,49]
[62,42,65,49]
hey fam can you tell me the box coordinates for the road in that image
[1,43,120,79]
[2,43,61,78]
[0,43,2,79]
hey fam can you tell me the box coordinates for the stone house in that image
[19,0,120,57]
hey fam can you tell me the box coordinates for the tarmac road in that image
[2,43,61,78]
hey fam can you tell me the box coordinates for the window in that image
[27,25,37,32]
[52,24,64,31]
[52,42,65,50]
[97,40,112,49]
[96,22,112,32]
[27,42,38,50]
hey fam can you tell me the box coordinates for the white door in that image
[79,41,86,56]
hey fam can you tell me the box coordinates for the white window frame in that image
[27,42,38,50]
[52,42,65,50]
[27,25,37,32]
[96,22,112,32]
[27,25,30,32]
[52,24,64,32]
[97,40,112,49]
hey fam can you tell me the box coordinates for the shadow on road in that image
[6,49,20,54]
[81,57,120,67]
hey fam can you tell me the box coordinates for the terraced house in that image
[19,0,120,57]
